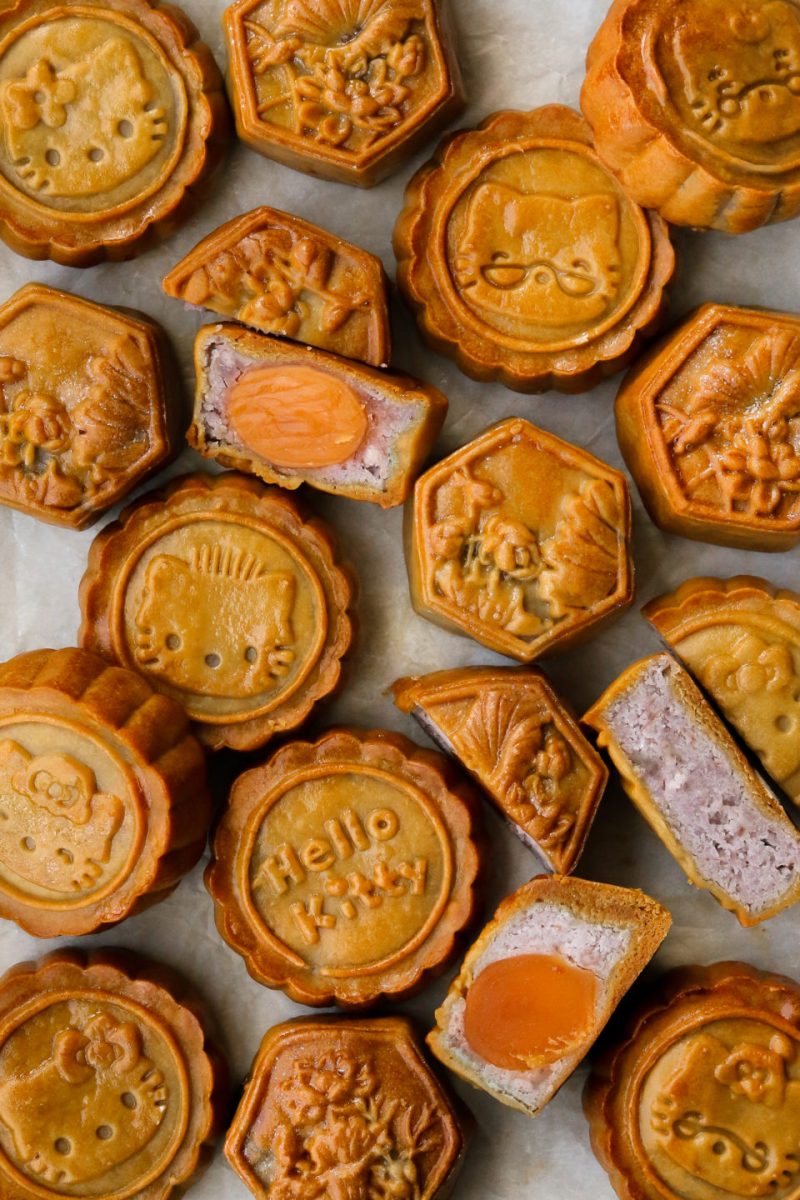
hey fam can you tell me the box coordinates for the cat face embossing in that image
[0,1011,166,1187]
[0,38,168,199]
[650,1030,800,1197]
[134,545,297,699]
[670,0,800,149]
[453,184,623,333]
[0,740,124,896]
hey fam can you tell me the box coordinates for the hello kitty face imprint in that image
[134,543,298,700]
[660,0,800,162]
[454,184,623,331]
[0,14,187,215]
[0,1001,185,1192]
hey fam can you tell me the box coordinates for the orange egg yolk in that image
[462,953,598,1071]
[226,364,368,469]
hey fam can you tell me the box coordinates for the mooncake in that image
[0,948,226,1200]
[644,576,800,806]
[428,875,670,1118]
[394,105,674,393]
[582,0,800,233]
[616,303,800,550]
[392,666,608,874]
[205,728,482,1007]
[585,961,800,1200]
[0,284,179,530]
[79,472,355,752]
[0,0,228,265]
[226,1015,467,1200]
[0,647,209,938]
[584,653,800,925]
[190,324,447,508]
[223,0,464,186]
[407,418,634,661]
[163,206,391,366]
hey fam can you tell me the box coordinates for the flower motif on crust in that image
[1,59,77,132]
[0,391,72,468]
[715,1035,795,1109]
[705,632,796,699]
[245,0,426,151]
[657,329,800,518]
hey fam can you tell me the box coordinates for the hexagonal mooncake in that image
[0,284,179,529]
[223,0,464,186]
[616,303,800,550]
[406,418,634,661]
[226,1015,467,1200]
[393,666,608,874]
[644,575,800,807]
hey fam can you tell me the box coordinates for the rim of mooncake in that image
[205,728,483,1008]
[583,960,800,1200]
[0,647,209,938]
[393,105,675,394]
[0,0,229,266]
[0,946,227,1200]
[642,573,800,636]
[580,0,800,233]
[78,472,357,752]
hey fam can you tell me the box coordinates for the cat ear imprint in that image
[394,104,674,394]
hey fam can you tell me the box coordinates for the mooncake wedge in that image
[191,324,447,508]
[643,576,800,807]
[427,875,670,1117]
[584,653,800,925]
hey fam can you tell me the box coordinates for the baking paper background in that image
[1,0,799,1194]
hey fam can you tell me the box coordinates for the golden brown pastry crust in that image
[79,472,356,752]
[582,0,800,233]
[163,206,391,366]
[427,875,671,1117]
[643,575,800,805]
[226,1015,468,1200]
[189,323,447,508]
[0,284,180,529]
[406,418,634,661]
[584,652,800,926]
[616,303,800,550]
[394,105,674,393]
[392,666,608,874]
[585,961,800,1200]
[0,0,228,266]
[223,0,464,187]
[0,647,209,938]
[205,728,483,1007]
[0,947,227,1200]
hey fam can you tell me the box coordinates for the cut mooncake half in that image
[643,576,800,807]
[427,875,670,1118]
[191,324,447,508]
[584,653,800,926]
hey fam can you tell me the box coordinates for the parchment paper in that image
[1,1,799,1195]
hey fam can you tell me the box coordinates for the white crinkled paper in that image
[2,1,800,1196]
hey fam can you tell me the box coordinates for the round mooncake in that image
[79,472,356,752]
[0,949,226,1200]
[205,728,483,1007]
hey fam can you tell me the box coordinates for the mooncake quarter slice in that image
[392,666,608,874]
[428,875,670,1118]
[643,576,800,806]
[163,206,391,366]
[584,653,800,926]
[191,324,447,508]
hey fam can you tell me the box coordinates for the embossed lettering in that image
[259,843,305,894]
